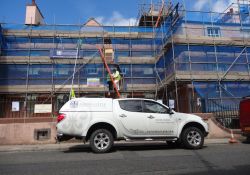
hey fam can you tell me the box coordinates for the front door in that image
[143,100,178,137]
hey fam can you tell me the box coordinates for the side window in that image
[119,100,142,112]
[143,100,168,113]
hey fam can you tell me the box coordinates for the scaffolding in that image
[0,21,158,118]
[0,1,250,126]
[151,0,250,129]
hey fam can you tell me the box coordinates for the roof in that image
[84,18,102,26]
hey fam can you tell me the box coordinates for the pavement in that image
[0,138,238,153]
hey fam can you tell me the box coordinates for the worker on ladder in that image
[112,68,121,91]
[98,47,121,98]
[106,71,113,96]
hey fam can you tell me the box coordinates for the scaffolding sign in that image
[87,78,100,87]
[50,49,82,59]
[12,101,20,112]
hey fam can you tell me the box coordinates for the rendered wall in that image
[0,113,238,145]
[0,122,56,145]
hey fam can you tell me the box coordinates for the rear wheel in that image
[90,129,114,153]
[182,127,204,149]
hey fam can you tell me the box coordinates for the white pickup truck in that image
[57,98,209,153]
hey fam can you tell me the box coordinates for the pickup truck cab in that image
[240,97,250,141]
[57,98,209,153]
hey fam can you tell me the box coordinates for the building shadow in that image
[179,164,250,175]
[63,142,207,153]
[241,138,250,144]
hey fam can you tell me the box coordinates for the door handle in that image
[119,114,127,118]
[147,115,155,119]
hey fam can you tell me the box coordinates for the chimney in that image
[32,0,36,5]
[25,0,44,25]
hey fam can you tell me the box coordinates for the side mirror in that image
[168,108,174,115]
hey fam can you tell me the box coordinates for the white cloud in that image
[96,11,136,26]
[193,0,236,12]
[96,16,104,24]
[212,1,228,12]
[194,0,209,11]
[212,0,236,12]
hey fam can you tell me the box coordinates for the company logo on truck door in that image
[69,101,106,109]
[80,102,106,108]
[130,129,174,135]
[70,101,78,108]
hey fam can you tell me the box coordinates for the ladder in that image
[155,0,165,27]
[97,47,121,98]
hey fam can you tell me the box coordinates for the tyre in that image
[182,127,204,149]
[89,129,114,153]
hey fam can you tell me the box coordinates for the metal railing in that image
[0,99,57,118]
[206,99,240,129]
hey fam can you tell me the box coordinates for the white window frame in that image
[207,27,221,37]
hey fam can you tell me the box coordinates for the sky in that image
[0,0,238,26]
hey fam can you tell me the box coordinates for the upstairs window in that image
[87,68,97,74]
[207,27,221,37]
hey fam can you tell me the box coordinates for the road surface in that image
[0,141,250,175]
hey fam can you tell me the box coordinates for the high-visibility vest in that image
[70,88,76,99]
[113,70,121,81]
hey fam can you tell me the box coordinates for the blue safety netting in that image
[1,24,154,33]
[156,44,250,74]
[193,81,250,112]
[239,4,250,25]
[154,3,183,56]
[0,24,2,55]
[2,35,156,58]
[111,38,155,58]
[4,36,103,45]
[0,63,155,86]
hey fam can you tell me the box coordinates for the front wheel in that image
[182,127,204,149]
[89,129,114,153]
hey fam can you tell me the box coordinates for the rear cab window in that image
[119,100,142,112]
